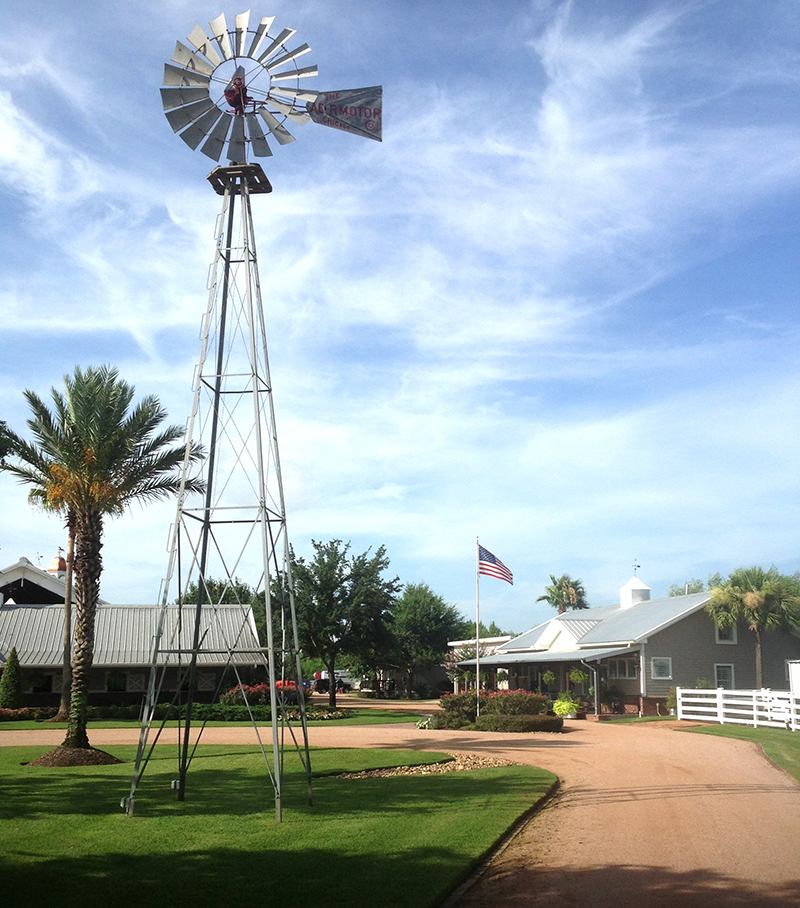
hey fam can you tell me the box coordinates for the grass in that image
[681,723,800,784]
[0,744,555,908]
[0,708,421,731]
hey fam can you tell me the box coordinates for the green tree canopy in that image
[2,366,204,751]
[706,566,800,688]
[290,539,400,707]
[389,582,468,698]
[668,573,724,597]
[461,619,513,639]
[537,574,589,614]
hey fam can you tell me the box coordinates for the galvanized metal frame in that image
[124,163,312,821]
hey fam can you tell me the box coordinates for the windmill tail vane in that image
[162,10,383,163]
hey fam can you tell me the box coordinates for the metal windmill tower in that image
[123,10,381,821]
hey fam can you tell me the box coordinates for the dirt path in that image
[4,718,800,906]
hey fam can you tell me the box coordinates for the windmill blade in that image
[247,16,275,58]
[265,44,311,72]
[201,114,232,161]
[171,41,216,76]
[267,97,311,123]
[160,86,210,111]
[187,23,223,67]
[258,109,295,145]
[228,116,246,163]
[163,63,211,88]
[256,27,296,63]
[179,107,225,151]
[209,13,233,61]
[246,113,273,157]
[234,11,250,57]
[166,97,216,132]
[270,86,319,103]
[270,65,318,82]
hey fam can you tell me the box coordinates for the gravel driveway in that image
[5,716,800,906]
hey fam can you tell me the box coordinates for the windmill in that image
[123,11,381,821]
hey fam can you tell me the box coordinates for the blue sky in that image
[2,0,799,634]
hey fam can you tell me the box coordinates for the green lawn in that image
[682,723,800,784]
[0,744,555,908]
[0,707,420,731]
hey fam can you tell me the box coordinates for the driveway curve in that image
[5,717,800,906]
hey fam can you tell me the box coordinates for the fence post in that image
[753,689,758,728]
[717,687,724,725]
[676,686,682,720]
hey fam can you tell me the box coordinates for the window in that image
[651,657,673,680]
[29,673,53,694]
[608,659,638,679]
[106,670,127,693]
[714,664,735,690]
[715,625,737,645]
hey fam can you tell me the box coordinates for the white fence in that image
[677,687,800,731]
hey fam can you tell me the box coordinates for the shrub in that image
[551,691,581,716]
[220,682,310,706]
[473,714,564,733]
[439,689,550,726]
[0,706,58,722]
[481,690,550,716]
[0,647,23,709]
[439,692,480,724]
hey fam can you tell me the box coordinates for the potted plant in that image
[666,686,677,716]
[552,691,581,718]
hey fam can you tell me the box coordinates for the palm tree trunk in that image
[755,628,763,690]
[63,511,103,749]
[52,517,75,722]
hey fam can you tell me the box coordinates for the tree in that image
[0,420,12,463]
[390,583,467,698]
[537,574,589,614]
[462,619,513,639]
[668,573,724,597]
[706,566,800,689]
[180,576,267,642]
[0,423,75,720]
[0,646,23,709]
[2,366,203,751]
[290,539,399,707]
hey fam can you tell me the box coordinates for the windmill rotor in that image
[162,11,382,164]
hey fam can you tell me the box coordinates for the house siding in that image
[642,608,800,696]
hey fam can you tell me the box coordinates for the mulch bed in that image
[27,746,124,767]
[335,752,514,779]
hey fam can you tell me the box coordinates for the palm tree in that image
[706,566,800,689]
[2,366,203,749]
[537,574,589,614]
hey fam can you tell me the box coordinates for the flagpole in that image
[475,536,481,718]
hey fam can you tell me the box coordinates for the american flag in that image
[478,545,513,585]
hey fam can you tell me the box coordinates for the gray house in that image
[477,577,800,715]
[0,557,264,707]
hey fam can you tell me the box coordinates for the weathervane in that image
[125,11,382,822]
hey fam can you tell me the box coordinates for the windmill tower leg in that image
[126,163,312,820]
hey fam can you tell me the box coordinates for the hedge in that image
[439,690,550,725]
[472,714,563,733]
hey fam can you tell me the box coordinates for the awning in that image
[460,646,638,667]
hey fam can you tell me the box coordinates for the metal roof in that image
[495,593,711,658]
[0,603,263,668]
[576,592,710,645]
[466,646,638,667]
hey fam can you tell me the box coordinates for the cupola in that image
[620,576,650,609]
